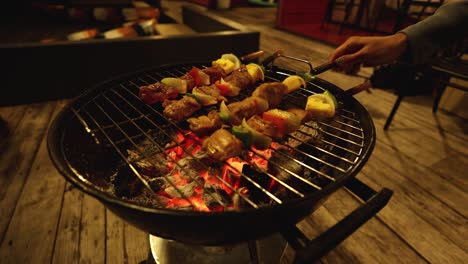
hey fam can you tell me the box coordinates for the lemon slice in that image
[246,63,265,81]
[282,75,306,93]
[221,53,241,69]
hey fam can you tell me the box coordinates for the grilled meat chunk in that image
[227,97,269,125]
[202,129,243,161]
[202,65,225,83]
[224,66,254,90]
[187,110,223,136]
[163,96,201,122]
[246,115,283,139]
[287,108,312,124]
[139,83,179,104]
[251,82,288,108]
[193,85,227,103]
[180,73,196,90]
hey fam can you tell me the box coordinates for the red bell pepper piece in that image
[262,112,287,135]
[214,80,230,95]
[188,67,202,87]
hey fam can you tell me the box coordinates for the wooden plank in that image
[280,189,425,263]
[0,105,28,165]
[369,89,468,182]
[369,125,468,216]
[0,105,28,132]
[367,139,467,216]
[364,103,468,160]
[0,100,67,263]
[429,153,468,191]
[296,206,359,263]
[124,222,150,264]
[107,211,148,264]
[79,196,106,264]
[310,189,425,263]
[351,90,468,216]
[354,90,468,194]
[0,102,57,244]
[106,209,125,264]
[359,154,468,262]
[52,183,83,264]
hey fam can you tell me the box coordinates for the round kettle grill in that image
[47,55,392,263]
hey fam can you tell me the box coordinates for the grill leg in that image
[384,95,404,130]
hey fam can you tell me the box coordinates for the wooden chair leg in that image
[432,85,447,114]
[340,0,355,33]
[322,0,337,29]
[384,95,404,130]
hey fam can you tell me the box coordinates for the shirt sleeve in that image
[399,1,468,64]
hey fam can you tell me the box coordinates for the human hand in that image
[329,33,408,73]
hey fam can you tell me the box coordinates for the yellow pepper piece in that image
[212,58,236,74]
[306,94,335,118]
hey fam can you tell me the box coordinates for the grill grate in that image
[69,63,367,211]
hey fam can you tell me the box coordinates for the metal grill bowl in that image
[48,62,392,260]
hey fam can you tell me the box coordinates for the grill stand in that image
[148,233,287,264]
[146,179,392,264]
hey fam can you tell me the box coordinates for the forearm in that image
[400,1,468,64]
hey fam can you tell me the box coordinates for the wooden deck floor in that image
[1,2,467,263]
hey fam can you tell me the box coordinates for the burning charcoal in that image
[148,178,166,192]
[268,148,304,182]
[165,181,197,198]
[203,178,225,190]
[203,182,232,209]
[127,149,169,177]
[287,122,323,148]
[178,158,205,180]
[241,166,271,203]
[155,195,171,205]
[139,137,167,156]
[127,149,140,162]
[160,175,179,188]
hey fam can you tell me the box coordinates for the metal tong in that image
[261,49,345,75]
[261,50,370,95]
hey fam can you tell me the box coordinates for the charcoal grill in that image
[48,56,392,262]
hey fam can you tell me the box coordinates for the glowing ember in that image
[123,130,293,212]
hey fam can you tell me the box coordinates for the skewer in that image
[139,50,269,107]
[240,50,265,62]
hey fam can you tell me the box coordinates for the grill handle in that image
[281,183,393,263]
